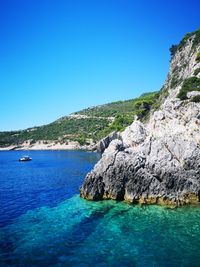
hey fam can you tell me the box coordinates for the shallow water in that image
[1,151,200,266]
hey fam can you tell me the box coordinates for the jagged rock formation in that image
[94,131,121,153]
[80,29,200,206]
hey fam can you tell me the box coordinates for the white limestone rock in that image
[80,30,200,206]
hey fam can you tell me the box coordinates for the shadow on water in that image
[0,197,114,267]
[1,198,200,267]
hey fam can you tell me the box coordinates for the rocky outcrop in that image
[94,131,121,153]
[80,30,200,206]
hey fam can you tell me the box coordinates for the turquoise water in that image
[1,151,200,266]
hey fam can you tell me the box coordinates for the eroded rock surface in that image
[80,31,200,206]
[95,131,121,153]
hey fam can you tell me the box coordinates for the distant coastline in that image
[0,140,94,151]
[0,93,158,152]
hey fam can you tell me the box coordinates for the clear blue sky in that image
[0,0,199,131]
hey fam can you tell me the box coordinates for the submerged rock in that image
[80,30,200,206]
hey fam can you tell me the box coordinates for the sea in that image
[1,150,200,267]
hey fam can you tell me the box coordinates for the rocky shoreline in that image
[80,30,200,206]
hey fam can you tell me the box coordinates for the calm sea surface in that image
[1,150,200,267]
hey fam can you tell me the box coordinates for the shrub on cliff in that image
[194,68,200,76]
[196,52,200,62]
[177,77,200,100]
[169,45,178,57]
[169,29,200,60]
[193,28,200,48]
[191,95,200,103]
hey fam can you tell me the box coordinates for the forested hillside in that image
[0,91,158,147]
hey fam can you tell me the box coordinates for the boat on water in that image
[19,156,32,162]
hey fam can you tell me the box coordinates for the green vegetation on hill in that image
[0,117,109,147]
[75,92,159,140]
[0,92,158,147]
[75,92,158,118]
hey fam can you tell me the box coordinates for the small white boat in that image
[19,156,32,162]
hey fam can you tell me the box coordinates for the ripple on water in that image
[1,195,200,267]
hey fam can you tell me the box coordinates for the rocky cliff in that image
[80,29,200,206]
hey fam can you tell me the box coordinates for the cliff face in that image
[80,30,200,206]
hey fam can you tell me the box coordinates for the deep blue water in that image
[1,150,200,267]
